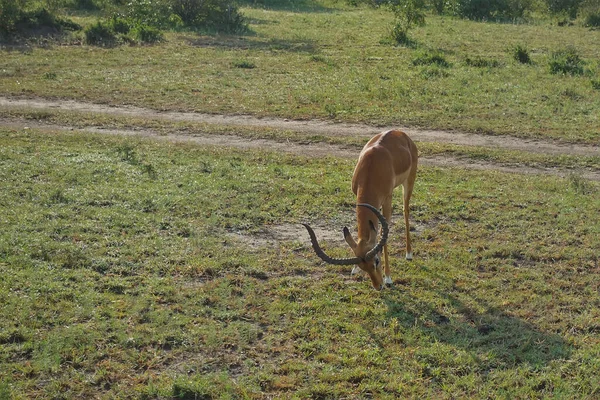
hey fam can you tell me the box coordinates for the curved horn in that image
[358,203,389,261]
[302,223,360,266]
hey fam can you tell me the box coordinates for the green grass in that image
[1,126,599,398]
[1,5,599,143]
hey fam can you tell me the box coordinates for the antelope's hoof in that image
[384,276,393,286]
[406,252,413,260]
[351,266,360,276]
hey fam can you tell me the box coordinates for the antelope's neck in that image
[356,191,380,244]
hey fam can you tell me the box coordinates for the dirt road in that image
[1,96,599,181]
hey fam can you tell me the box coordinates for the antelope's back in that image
[352,130,417,195]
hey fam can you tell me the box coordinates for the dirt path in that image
[1,96,599,181]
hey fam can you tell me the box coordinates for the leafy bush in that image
[549,46,585,75]
[84,21,117,46]
[0,0,26,34]
[453,0,532,20]
[69,0,99,10]
[1,2,81,39]
[176,0,247,33]
[107,16,130,34]
[584,12,600,27]
[412,50,450,67]
[545,0,582,18]
[122,0,172,28]
[131,23,163,43]
[233,60,256,69]
[389,0,426,45]
[512,44,531,64]
[121,0,247,33]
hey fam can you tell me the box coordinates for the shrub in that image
[177,0,247,33]
[389,0,426,45]
[454,0,532,20]
[0,0,25,34]
[233,60,256,69]
[584,12,600,27]
[512,44,531,64]
[412,50,450,67]
[1,4,81,38]
[545,0,582,18]
[84,21,117,46]
[107,16,130,34]
[69,0,99,10]
[131,23,163,43]
[122,0,247,33]
[549,46,585,75]
[123,0,172,28]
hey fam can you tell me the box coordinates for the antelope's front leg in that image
[383,244,392,286]
[382,197,393,286]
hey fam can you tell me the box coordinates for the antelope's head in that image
[302,203,389,290]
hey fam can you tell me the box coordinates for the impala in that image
[303,130,418,290]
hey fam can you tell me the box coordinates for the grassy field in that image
[1,126,599,398]
[1,3,599,143]
[2,1,600,398]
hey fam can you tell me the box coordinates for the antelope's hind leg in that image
[403,168,417,261]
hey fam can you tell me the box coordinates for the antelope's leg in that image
[382,196,393,285]
[403,169,416,260]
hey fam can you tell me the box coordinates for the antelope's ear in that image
[343,227,357,249]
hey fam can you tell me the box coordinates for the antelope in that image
[303,130,418,290]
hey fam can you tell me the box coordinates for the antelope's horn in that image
[358,203,389,261]
[302,223,360,266]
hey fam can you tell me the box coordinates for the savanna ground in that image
[1,1,600,398]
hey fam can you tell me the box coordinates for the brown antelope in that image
[303,130,418,290]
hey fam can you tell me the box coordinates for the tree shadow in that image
[382,288,572,370]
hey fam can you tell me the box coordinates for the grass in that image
[1,126,599,398]
[0,5,599,143]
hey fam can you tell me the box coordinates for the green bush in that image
[172,0,247,32]
[584,12,600,27]
[84,21,117,46]
[120,0,171,28]
[120,0,247,33]
[233,60,256,69]
[545,0,582,18]
[389,0,426,45]
[549,46,585,75]
[69,0,99,10]
[412,49,450,67]
[107,16,130,34]
[453,0,532,20]
[131,23,163,43]
[0,0,25,34]
[1,3,81,38]
[512,44,531,64]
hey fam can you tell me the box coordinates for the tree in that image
[389,0,427,45]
